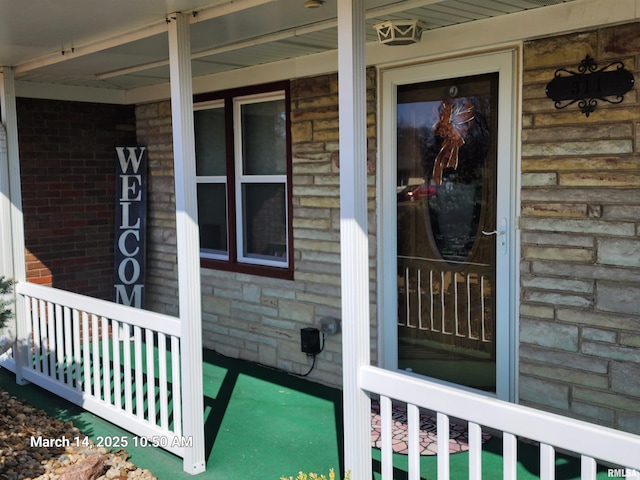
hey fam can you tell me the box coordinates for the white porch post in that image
[167,13,206,475]
[0,67,28,384]
[337,0,372,478]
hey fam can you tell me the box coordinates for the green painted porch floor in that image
[0,350,611,479]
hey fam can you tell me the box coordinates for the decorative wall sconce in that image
[374,20,425,46]
[545,55,635,117]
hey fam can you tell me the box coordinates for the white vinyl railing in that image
[360,365,640,480]
[399,266,492,342]
[7,282,189,458]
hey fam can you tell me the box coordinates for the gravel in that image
[0,388,157,480]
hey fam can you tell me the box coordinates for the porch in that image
[0,345,628,480]
[2,283,640,479]
[1,0,640,479]
[0,348,344,479]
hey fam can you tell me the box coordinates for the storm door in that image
[380,52,516,400]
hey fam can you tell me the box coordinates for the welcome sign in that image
[114,146,147,308]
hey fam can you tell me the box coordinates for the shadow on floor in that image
[0,349,345,480]
[200,349,345,478]
[0,351,614,480]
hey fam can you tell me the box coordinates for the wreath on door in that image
[431,97,475,185]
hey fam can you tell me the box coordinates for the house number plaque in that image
[545,55,635,117]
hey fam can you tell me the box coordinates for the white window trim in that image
[233,91,289,268]
[194,100,229,261]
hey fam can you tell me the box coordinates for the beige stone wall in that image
[520,22,640,433]
[136,23,640,425]
[135,71,377,388]
[135,101,180,317]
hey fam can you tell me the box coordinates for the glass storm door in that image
[381,52,516,399]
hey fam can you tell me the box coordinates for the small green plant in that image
[0,276,15,330]
[280,469,351,480]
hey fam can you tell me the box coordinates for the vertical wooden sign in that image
[114,146,147,308]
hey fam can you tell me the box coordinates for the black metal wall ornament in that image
[545,55,635,117]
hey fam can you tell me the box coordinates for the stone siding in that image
[134,101,179,316]
[135,70,377,387]
[520,22,640,433]
[135,23,640,425]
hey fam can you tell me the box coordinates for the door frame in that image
[377,49,520,401]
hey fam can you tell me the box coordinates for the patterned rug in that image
[370,401,491,455]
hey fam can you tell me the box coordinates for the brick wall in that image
[18,98,136,300]
[136,70,377,387]
[520,22,640,433]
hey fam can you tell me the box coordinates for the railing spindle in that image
[63,306,73,386]
[540,443,555,480]
[101,316,111,404]
[72,309,81,391]
[39,300,49,376]
[81,311,90,394]
[405,268,412,327]
[581,455,597,480]
[380,395,393,480]
[112,320,122,409]
[47,301,56,377]
[158,332,169,430]
[31,297,42,373]
[437,412,450,479]
[467,274,477,340]
[123,323,133,415]
[408,403,420,480]
[417,269,424,329]
[55,304,65,382]
[146,329,156,425]
[91,314,100,398]
[134,325,144,418]
[481,275,490,342]
[440,271,447,334]
[430,270,436,331]
[503,432,517,480]
[171,335,182,435]
[454,272,461,336]
[468,421,482,480]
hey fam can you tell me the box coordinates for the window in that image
[194,82,292,279]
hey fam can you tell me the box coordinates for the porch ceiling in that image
[1,0,577,94]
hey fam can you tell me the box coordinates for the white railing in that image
[398,258,493,343]
[7,282,188,458]
[360,365,640,480]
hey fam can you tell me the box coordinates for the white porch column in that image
[0,67,28,384]
[0,70,14,279]
[337,0,372,478]
[167,13,206,475]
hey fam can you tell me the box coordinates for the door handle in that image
[481,218,508,254]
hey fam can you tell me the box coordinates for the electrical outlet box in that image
[300,327,321,355]
[320,317,341,335]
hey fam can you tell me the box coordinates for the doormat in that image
[370,401,491,455]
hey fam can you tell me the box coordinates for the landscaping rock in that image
[0,388,157,479]
[59,454,106,480]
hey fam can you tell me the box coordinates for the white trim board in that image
[12,0,634,105]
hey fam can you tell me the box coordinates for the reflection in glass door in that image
[396,73,499,392]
